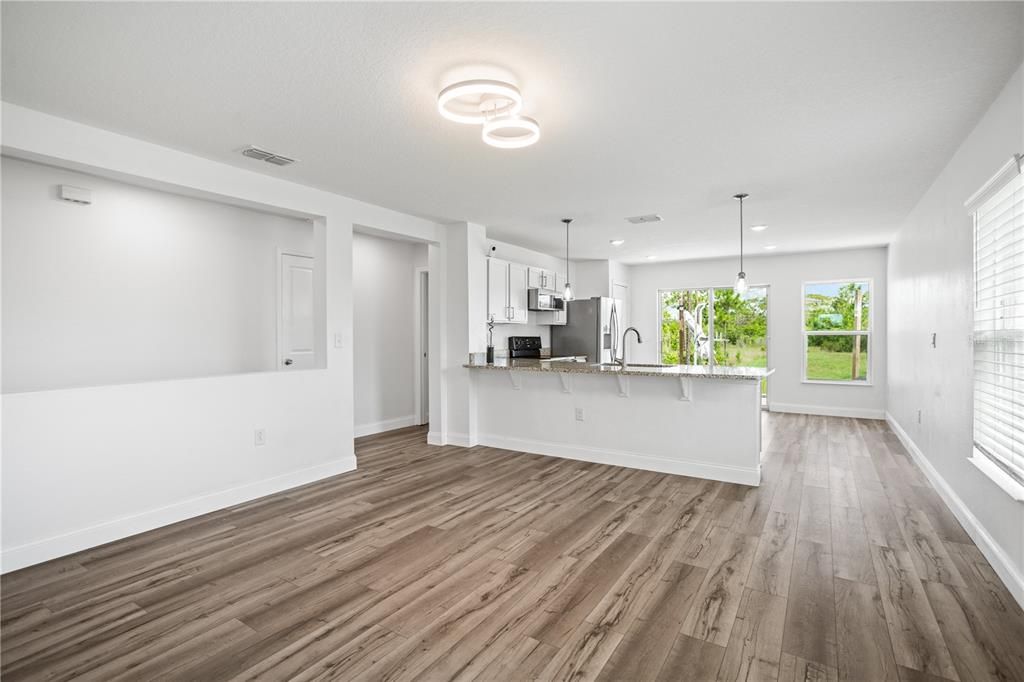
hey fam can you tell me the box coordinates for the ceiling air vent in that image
[241,146,296,166]
[264,155,296,166]
[626,214,662,224]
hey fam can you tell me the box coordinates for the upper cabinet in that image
[487,258,510,323]
[489,258,566,325]
[508,262,529,323]
[554,272,568,295]
[527,266,556,291]
[487,258,528,324]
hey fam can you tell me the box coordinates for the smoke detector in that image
[241,146,296,166]
[626,214,662,224]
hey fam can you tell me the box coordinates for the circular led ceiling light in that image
[482,116,541,149]
[437,79,523,125]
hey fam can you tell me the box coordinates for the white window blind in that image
[972,155,1024,486]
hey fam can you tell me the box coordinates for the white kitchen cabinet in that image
[553,272,568,295]
[527,266,556,291]
[487,258,528,324]
[487,258,509,322]
[508,262,529,323]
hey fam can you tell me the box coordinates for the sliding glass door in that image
[660,286,769,401]
[660,289,712,366]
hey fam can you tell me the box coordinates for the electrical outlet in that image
[254,428,267,446]
[575,407,585,422]
[916,410,923,425]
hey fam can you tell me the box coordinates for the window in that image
[802,280,871,383]
[970,155,1024,494]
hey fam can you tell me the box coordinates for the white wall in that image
[887,64,1024,604]
[573,260,611,300]
[574,259,633,329]
[2,157,315,393]
[629,247,888,419]
[352,232,427,436]
[1,103,442,572]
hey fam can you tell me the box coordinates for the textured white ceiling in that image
[3,2,1021,263]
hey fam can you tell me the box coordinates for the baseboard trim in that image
[444,431,475,447]
[354,415,419,438]
[1,456,358,574]
[886,412,1024,608]
[426,431,444,446]
[477,434,761,486]
[771,402,885,420]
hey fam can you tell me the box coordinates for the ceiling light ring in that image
[481,115,541,149]
[437,79,523,125]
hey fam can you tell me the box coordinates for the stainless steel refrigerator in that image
[551,297,622,364]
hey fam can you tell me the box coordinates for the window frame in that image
[968,154,1024,501]
[801,278,874,386]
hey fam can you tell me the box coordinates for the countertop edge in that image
[463,361,773,381]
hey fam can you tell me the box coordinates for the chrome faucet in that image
[616,327,643,368]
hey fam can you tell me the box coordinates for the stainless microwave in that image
[528,289,564,311]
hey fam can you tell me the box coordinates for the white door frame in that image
[277,249,315,371]
[414,267,429,425]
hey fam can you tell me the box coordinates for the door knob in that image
[283,358,294,366]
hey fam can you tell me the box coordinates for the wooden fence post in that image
[851,288,863,379]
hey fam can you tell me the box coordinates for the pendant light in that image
[561,218,575,301]
[733,193,749,295]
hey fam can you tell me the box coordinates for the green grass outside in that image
[806,346,868,381]
[719,343,768,397]
[663,342,867,387]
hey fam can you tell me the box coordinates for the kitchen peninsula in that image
[464,357,773,485]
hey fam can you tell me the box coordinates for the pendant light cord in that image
[733,193,748,275]
[739,196,744,273]
[562,218,573,286]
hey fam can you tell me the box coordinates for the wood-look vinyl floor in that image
[3,413,1024,681]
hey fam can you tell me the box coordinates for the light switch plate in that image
[334,333,344,348]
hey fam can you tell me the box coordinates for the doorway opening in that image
[414,267,429,426]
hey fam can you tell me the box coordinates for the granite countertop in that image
[463,357,773,380]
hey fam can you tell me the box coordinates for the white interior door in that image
[279,253,315,370]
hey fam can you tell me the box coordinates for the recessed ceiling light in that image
[646,255,657,260]
[610,239,625,246]
[763,244,778,250]
[437,80,523,125]
[751,224,768,232]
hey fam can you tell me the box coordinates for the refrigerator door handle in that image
[610,300,619,361]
